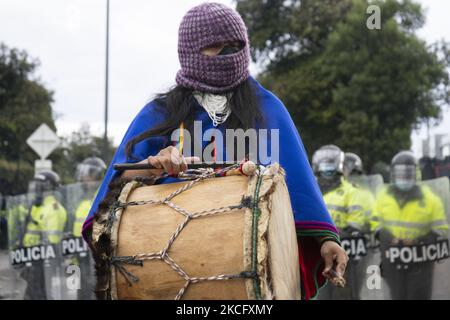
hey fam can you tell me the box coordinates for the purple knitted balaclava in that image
[176,2,250,94]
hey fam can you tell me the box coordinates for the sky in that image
[0,0,449,157]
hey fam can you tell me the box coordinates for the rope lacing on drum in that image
[110,256,143,286]
[109,164,264,300]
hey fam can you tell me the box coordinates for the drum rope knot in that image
[110,256,143,286]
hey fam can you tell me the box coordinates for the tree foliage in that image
[0,43,55,194]
[51,124,114,185]
[0,43,114,195]
[236,0,450,170]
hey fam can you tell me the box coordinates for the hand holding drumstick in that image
[319,239,348,288]
[120,146,200,179]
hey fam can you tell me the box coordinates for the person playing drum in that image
[82,2,347,300]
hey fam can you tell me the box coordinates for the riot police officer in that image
[71,157,105,299]
[313,145,365,300]
[371,151,449,300]
[343,152,376,233]
[72,157,106,237]
[22,170,67,300]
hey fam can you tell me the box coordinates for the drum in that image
[91,163,301,300]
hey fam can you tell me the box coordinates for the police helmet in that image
[391,151,417,191]
[312,145,345,176]
[344,152,363,177]
[29,170,61,194]
[75,157,106,182]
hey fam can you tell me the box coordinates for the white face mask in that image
[318,162,337,172]
[392,164,416,191]
[193,92,232,127]
[394,179,415,191]
[317,163,339,181]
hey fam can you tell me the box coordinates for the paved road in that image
[318,249,450,300]
[0,250,26,299]
[2,247,449,300]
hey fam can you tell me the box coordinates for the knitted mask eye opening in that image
[200,41,245,56]
[218,42,244,56]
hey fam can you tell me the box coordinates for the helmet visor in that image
[392,164,416,191]
[313,148,342,173]
[392,164,416,181]
[76,163,104,181]
[27,180,40,195]
[318,162,338,173]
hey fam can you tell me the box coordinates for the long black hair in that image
[125,78,263,160]
[87,79,264,247]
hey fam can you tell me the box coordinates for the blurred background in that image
[0,0,449,192]
[0,0,449,300]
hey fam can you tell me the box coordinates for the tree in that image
[51,123,115,185]
[237,0,353,70]
[0,43,55,194]
[0,44,115,194]
[236,0,450,170]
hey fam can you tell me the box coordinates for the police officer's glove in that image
[417,232,438,245]
[342,226,361,238]
[362,232,371,242]
[373,229,380,241]
[431,230,446,242]
[370,232,381,250]
[378,229,394,245]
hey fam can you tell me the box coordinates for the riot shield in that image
[421,177,450,300]
[1,193,22,299]
[59,181,99,300]
[42,189,67,300]
[346,174,384,300]
[348,174,384,196]
[0,193,7,249]
[6,190,69,300]
[5,182,99,300]
[367,177,450,300]
[5,193,32,299]
[318,175,383,300]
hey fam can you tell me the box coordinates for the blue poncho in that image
[83,77,339,299]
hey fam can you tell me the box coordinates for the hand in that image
[147,146,199,176]
[120,146,200,180]
[320,240,349,287]
[402,239,414,246]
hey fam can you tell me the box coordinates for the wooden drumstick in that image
[329,269,346,288]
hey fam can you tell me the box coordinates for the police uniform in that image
[371,185,449,299]
[23,195,67,246]
[0,195,9,249]
[73,157,106,300]
[70,198,93,300]
[73,200,91,237]
[7,204,28,250]
[320,178,366,300]
[324,178,366,232]
[22,195,67,300]
[353,187,375,233]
